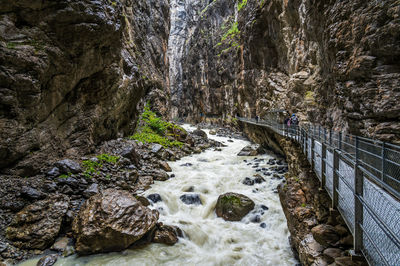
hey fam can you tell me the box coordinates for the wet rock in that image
[323,248,343,261]
[147,193,162,203]
[20,186,44,200]
[134,176,154,192]
[55,159,82,174]
[57,177,79,188]
[170,174,176,178]
[209,130,217,135]
[242,177,254,186]
[253,174,265,184]
[311,224,341,246]
[37,254,58,266]
[182,186,195,192]
[135,196,150,207]
[43,182,57,193]
[260,205,269,210]
[72,189,159,255]
[83,183,99,198]
[180,194,202,205]
[260,223,267,228]
[50,237,70,252]
[47,167,60,177]
[120,146,140,165]
[152,169,169,181]
[334,256,368,266]
[151,144,163,154]
[152,223,181,245]
[180,163,193,167]
[237,144,262,156]
[215,192,255,221]
[0,241,8,253]
[227,139,234,142]
[159,161,172,172]
[6,195,69,250]
[192,128,207,139]
[250,215,261,223]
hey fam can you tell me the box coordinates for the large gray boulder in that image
[215,192,255,221]
[72,189,159,255]
[237,144,264,156]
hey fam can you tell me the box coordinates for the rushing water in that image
[21,125,297,266]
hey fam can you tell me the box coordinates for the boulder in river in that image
[37,254,58,266]
[6,195,69,250]
[180,194,202,205]
[72,189,159,255]
[192,128,207,139]
[152,223,182,245]
[215,192,255,221]
[237,144,263,156]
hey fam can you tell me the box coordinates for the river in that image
[21,125,297,266]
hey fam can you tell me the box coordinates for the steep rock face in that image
[178,0,400,142]
[0,0,170,175]
[167,0,211,118]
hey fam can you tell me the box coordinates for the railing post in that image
[333,148,339,208]
[354,136,364,254]
[339,132,342,150]
[321,136,327,189]
[311,127,315,170]
[381,142,386,182]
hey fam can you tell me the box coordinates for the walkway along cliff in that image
[239,117,400,265]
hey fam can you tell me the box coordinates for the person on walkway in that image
[284,116,290,126]
[256,115,259,123]
[290,113,299,125]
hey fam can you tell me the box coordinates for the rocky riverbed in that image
[2,125,299,265]
[0,125,222,265]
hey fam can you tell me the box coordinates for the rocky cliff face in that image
[178,0,400,142]
[0,0,170,175]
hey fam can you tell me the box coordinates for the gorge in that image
[0,0,399,265]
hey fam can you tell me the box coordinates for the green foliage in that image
[237,0,247,11]
[130,103,184,148]
[96,153,119,164]
[221,22,239,42]
[301,203,306,208]
[304,90,316,105]
[81,154,119,179]
[6,42,16,49]
[59,172,72,179]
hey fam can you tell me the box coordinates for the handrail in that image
[237,116,400,266]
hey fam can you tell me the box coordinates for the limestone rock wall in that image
[0,0,170,175]
[179,0,400,142]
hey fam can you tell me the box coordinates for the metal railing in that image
[237,117,400,266]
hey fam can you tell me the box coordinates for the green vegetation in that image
[304,90,316,105]
[81,154,120,178]
[221,195,242,206]
[237,0,247,11]
[59,172,72,179]
[301,203,306,208]
[130,103,185,148]
[6,42,16,49]
[221,22,239,42]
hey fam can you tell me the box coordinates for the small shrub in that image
[238,0,247,11]
[59,172,72,179]
[130,103,185,148]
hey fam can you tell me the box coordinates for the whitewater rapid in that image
[21,125,297,266]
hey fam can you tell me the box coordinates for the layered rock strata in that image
[0,0,170,175]
[177,0,400,142]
